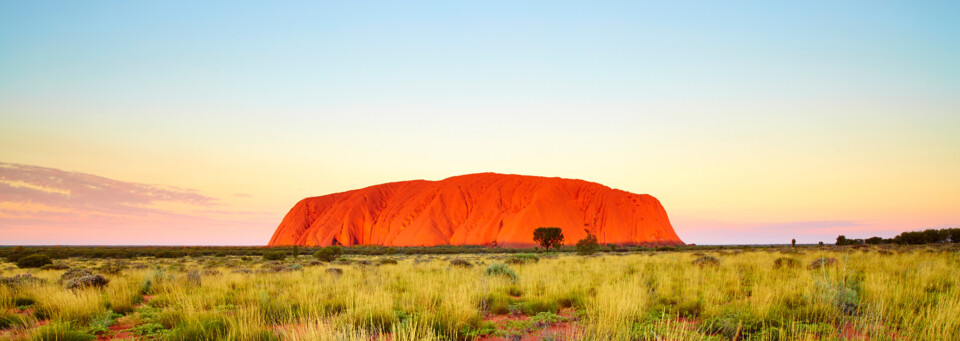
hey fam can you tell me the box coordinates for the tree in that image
[948,228,960,243]
[533,227,564,249]
[576,230,600,255]
[314,246,343,262]
[791,239,796,247]
[292,245,300,258]
[836,235,848,246]
[865,236,884,245]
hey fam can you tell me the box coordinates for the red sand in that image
[96,322,135,341]
[269,173,683,247]
[477,308,580,341]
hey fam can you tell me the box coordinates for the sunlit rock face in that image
[268,173,684,247]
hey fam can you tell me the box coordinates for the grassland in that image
[1,245,958,340]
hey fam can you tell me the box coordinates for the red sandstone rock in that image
[267,173,683,247]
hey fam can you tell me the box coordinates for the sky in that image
[1,1,958,245]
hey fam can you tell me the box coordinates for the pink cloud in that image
[0,162,279,245]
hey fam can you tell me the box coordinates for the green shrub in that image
[132,322,165,336]
[459,321,497,338]
[83,311,117,335]
[30,322,95,341]
[17,253,52,268]
[378,258,398,265]
[529,311,567,327]
[521,299,559,316]
[41,262,70,270]
[262,251,287,261]
[505,254,539,265]
[313,246,343,262]
[576,231,600,256]
[484,263,518,282]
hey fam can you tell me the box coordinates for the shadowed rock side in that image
[268,173,684,247]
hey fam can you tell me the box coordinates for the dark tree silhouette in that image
[533,227,564,249]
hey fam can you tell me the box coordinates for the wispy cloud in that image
[0,162,277,245]
[0,162,214,215]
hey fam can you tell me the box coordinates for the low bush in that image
[17,253,52,268]
[61,268,94,282]
[41,262,70,270]
[449,259,473,267]
[98,262,126,274]
[576,231,600,256]
[378,258,398,265]
[505,254,539,265]
[313,246,343,262]
[809,257,838,269]
[692,255,720,268]
[1,274,46,288]
[520,299,559,316]
[484,263,518,282]
[262,251,287,261]
[529,311,567,327]
[64,274,110,290]
[773,257,800,269]
[84,311,117,335]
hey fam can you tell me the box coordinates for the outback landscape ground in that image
[2,244,958,341]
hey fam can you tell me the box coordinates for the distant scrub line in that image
[835,227,960,246]
[3,228,959,263]
[0,244,700,262]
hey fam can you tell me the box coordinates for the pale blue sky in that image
[1,1,958,245]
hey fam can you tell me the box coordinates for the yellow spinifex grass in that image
[0,245,958,340]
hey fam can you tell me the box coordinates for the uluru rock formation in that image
[268,173,684,247]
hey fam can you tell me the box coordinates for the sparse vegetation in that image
[0,244,958,340]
